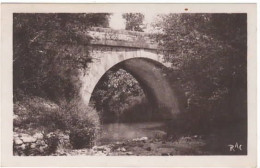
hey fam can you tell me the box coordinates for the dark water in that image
[97,122,166,145]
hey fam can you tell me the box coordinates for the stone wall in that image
[13,131,70,156]
[86,27,158,49]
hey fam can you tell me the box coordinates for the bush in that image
[62,98,100,149]
[44,132,60,154]
[14,95,101,151]
[69,127,96,149]
[13,96,65,132]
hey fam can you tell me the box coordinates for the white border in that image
[1,2,258,167]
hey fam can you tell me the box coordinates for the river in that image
[97,122,166,145]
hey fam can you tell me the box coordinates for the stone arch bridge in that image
[79,27,183,120]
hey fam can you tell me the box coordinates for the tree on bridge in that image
[122,13,145,32]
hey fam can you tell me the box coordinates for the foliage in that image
[14,95,100,149]
[13,13,111,102]
[62,98,100,148]
[153,14,247,134]
[69,127,95,149]
[91,68,158,123]
[13,96,65,132]
[122,13,145,32]
[44,132,60,154]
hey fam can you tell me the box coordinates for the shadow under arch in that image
[88,57,183,120]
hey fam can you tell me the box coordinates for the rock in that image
[126,152,133,155]
[169,152,175,155]
[46,132,56,138]
[39,146,46,153]
[180,137,192,142]
[154,130,167,139]
[13,115,19,120]
[95,151,106,156]
[92,146,98,150]
[161,153,169,156]
[14,138,23,145]
[117,147,126,152]
[93,146,110,152]
[33,133,44,139]
[59,153,67,156]
[138,143,144,147]
[20,144,26,150]
[13,133,19,137]
[146,147,152,151]
[121,147,126,152]
[140,137,148,141]
[133,137,148,142]
[30,143,36,148]
[20,136,37,143]
[36,140,46,146]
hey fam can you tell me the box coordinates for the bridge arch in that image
[79,49,182,119]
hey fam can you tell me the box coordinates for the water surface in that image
[97,122,166,145]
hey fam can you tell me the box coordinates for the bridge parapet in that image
[87,27,158,50]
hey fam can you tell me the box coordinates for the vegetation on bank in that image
[13,13,110,102]
[152,14,247,144]
[13,14,110,154]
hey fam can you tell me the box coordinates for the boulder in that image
[30,143,36,149]
[14,138,23,145]
[146,147,152,151]
[126,152,133,155]
[20,135,37,143]
[117,147,126,152]
[133,137,148,142]
[20,144,26,150]
[33,133,44,139]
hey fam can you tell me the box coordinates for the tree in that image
[122,13,145,32]
[153,14,247,135]
[13,13,111,102]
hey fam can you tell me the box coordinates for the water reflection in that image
[97,122,166,145]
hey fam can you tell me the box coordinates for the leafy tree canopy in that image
[13,13,111,102]
[122,13,145,32]
[153,14,247,133]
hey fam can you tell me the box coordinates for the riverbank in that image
[53,135,208,156]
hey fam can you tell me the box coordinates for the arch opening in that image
[88,57,181,123]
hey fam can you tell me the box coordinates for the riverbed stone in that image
[20,144,26,150]
[133,137,148,142]
[117,147,126,152]
[126,152,133,155]
[146,147,152,151]
[30,143,36,148]
[20,136,37,143]
[33,133,44,139]
[161,153,169,156]
[14,138,23,145]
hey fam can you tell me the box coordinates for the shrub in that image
[44,132,60,154]
[62,98,100,149]
[13,96,65,132]
[14,95,101,151]
[69,127,96,149]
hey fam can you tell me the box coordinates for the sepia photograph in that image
[1,3,257,167]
